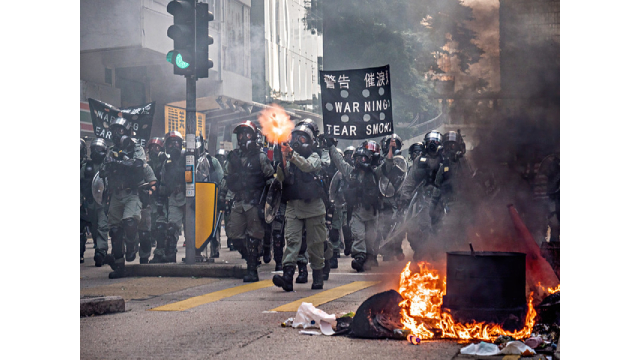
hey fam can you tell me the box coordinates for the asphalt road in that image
[80,230,546,360]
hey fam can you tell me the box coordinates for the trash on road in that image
[299,330,323,336]
[460,340,536,356]
[281,302,337,335]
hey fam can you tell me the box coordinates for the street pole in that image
[184,75,197,264]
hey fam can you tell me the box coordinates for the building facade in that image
[80,0,255,148]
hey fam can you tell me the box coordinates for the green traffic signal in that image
[166,51,191,69]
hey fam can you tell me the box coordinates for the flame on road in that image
[257,104,295,144]
[398,261,538,341]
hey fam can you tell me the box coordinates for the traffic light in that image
[167,0,196,76]
[195,2,214,79]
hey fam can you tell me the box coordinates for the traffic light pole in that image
[184,75,197,265]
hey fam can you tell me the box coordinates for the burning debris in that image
[397,260,537,341]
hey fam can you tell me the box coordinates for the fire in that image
[398,261,537,341]
[547,284,560,294]
[257,104,295,144]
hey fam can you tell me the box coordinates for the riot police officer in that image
[435,130,473,253]
[399,130,446,262]
[328,140,394,272]
[150,131,186,264]
[224,121,274,282]
[101,118,157,279]
[81,138,111,266]
[272,124,327,291]
[408,143,425,167]
[378,134,408,261]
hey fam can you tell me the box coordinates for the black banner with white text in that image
[320,64,393,139]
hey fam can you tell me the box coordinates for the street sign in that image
[165,105,206,138]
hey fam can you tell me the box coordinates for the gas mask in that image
[90,147,107,164]
[354,148,372,170]
[237,128,256,151]
[112,126,134,152]
[149,144,163,161]
[290,128,314,158]
[165,138,182,159]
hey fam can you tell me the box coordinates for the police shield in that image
[264,179,282,224]
[378,156,408,197]
[92,172,105,205]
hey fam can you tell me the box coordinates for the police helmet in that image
[290,124,316,157]
[408,142,425,161]
[344,146,356,156]
[353,146,373,169]
[296,119,319,138]
[233,121,258,150]
[381,133,403,155]
[424,131,443,156]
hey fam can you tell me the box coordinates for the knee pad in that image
[122,218,138,241]
[109,226,124,241]
[272,231,284,248]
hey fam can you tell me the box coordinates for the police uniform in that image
[328,144,393,272]
[103,141,156,278]
[225,146,274,281]
[81,149,110,266]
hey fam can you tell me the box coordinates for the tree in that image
[304,0,483,139]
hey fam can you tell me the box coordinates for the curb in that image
[81,296,125,317]
[124,263,247,279]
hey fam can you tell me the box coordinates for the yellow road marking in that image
[149,279,274,311]
[270,281,380,312]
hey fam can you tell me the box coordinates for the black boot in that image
[108,259,126,279]
[243,237,261,282]
[262,231,272,264]
[273,265,295,291]
[273,231,284,271]
[323,258,331,281]
[295,262,308,283]
[364,253,378,270]
[330,250,339,269]
[311,269,324,290]
[351,254,366,273]
[94,249,106,267]
[343,225,353,256]
[243,255,259,282]
[162,225,178,263]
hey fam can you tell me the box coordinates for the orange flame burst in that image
[398,261,537,341]
[257,104,295,144]
[547,284,560,294]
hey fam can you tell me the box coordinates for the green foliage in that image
[304,0,484,140]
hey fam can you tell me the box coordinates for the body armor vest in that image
[413,155,442,186]
[281,163,324,202]
[226,150,266,204]
[343,169,380,210]
[107,149,145,190]
[161,156,186,194]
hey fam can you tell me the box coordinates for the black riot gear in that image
[290,124,316,158]
[164,131,183,160]
[90,138,109,164]
[147,137,164,161]
[353,147,373,170]
[381,134,403,156]
[233,121,259,152]
[361,140,381,166]
[409,143,425,161]
[443,131,462,161]
[424,131,443,157]
[110,118,135,151]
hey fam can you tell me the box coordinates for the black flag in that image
[88,98,155,148]
[320,64,393,139]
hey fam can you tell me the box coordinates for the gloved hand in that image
[326,137,338,148]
